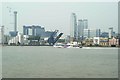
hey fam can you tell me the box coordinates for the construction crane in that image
[47,30,63,46]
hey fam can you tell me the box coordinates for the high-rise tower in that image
[96,29,101,37]
[70,13,77,41]
[83,19,88,29]
[78,19,84,40]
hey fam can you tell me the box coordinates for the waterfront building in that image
[70,13,77,41]
[23,25,57,38]
[99,38,109,46]
[109,37,119,47]
[84,38,93,46]
[23,25,45,37]
[84,37,109,47]
[8,32,29,45]
[109,27,113,38]
[93,37,100,45]
[3,35,11,44]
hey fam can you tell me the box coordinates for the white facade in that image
[93,37,100,45]
[8,33,29,45]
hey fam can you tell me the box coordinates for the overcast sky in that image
[1,2,118,36]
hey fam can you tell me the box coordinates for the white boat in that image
[53,43,65,48]
[66,43,81,48]
[53,42,82,48]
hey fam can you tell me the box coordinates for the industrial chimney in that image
[14,11,17,32]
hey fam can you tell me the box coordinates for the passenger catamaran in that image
[53,42,82,48]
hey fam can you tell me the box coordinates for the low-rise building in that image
[109,37,119,47]
[8,33,29,45]
[93,37,100,45]
[84,37,109,47]
[99,38,109,47]
[84,38,93,46]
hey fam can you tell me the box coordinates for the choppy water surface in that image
[2,46,118,78]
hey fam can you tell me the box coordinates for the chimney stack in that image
[14,11,17,32]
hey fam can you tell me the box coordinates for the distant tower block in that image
[70,13,77,41]
[109,27,113,38]
[78,19,84,40]
[83,19,88,29]
[14,11,17,32]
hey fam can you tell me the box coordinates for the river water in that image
[2,46,118,78]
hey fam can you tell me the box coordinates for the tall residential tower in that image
[83,19,88,29]
[70,13,77,41]
[78,19,84,40]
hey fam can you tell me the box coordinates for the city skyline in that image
[1,2,118,36]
